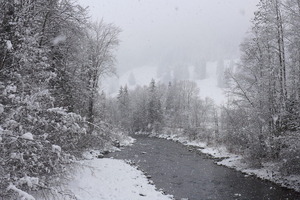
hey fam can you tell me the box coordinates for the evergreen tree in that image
[117,85,131,131]
[147,79,163,132]
[131,86,149,132]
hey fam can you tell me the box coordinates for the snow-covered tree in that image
[147,79,163,132]
[117,85,132,131]
[222,0,300,173]
[0,1,121,198]
[84,20,120,133]
[131,86,149,132]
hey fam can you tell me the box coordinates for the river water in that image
[107,136,300,200]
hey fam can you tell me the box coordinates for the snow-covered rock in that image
[6,40,13,50]
[20,132,34,140]
[52,145,61,154]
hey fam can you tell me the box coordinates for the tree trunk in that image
[275,0,287,110]
[88,92,95,134]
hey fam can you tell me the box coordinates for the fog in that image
[79,0,259,74]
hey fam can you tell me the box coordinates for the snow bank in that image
[82,135,136,159]
[67,158,173,200]
[120,136,136,146]
[155,132,300,193]
[217,157,300,193]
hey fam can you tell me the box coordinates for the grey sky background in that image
[78,0,259,74]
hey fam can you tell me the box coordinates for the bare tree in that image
[85,20,121,133]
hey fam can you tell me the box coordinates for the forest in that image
[0,0,122,198]
[1,0,300,199]
[110,0,300,177]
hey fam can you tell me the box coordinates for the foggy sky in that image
[79,0,259,73]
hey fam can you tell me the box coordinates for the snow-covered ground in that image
[32,136,173,200]
[155,133,300,193]
[103,60,229,105]
[193,61,225,105]
[67,135,173,200]
[66,158,173,200]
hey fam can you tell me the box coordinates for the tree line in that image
[106,79,218,143]
[1,0,300,198]
[109,0,300,178]
[222,0,300,174]
[0,0,120,198]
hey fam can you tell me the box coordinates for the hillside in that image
[103,60,236,105]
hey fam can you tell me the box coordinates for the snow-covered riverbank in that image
[32,136,173,200]
[64,135,172,200]
[155,133,300,193]
[66,158,173,200]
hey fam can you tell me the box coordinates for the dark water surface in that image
[107,136,300,200]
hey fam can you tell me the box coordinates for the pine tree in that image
[117,85,131,131]
[147,79,163,132]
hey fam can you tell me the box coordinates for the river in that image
[107,136,300,200]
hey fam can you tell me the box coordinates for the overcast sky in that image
[78,0,259,73]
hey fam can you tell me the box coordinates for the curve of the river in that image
[107,136,300,200]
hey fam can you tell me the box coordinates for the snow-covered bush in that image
[0,87,121,198]
[183,127,198,141]
[279,133,300,175]
[0,1,117,198]
[0,87,87,198]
